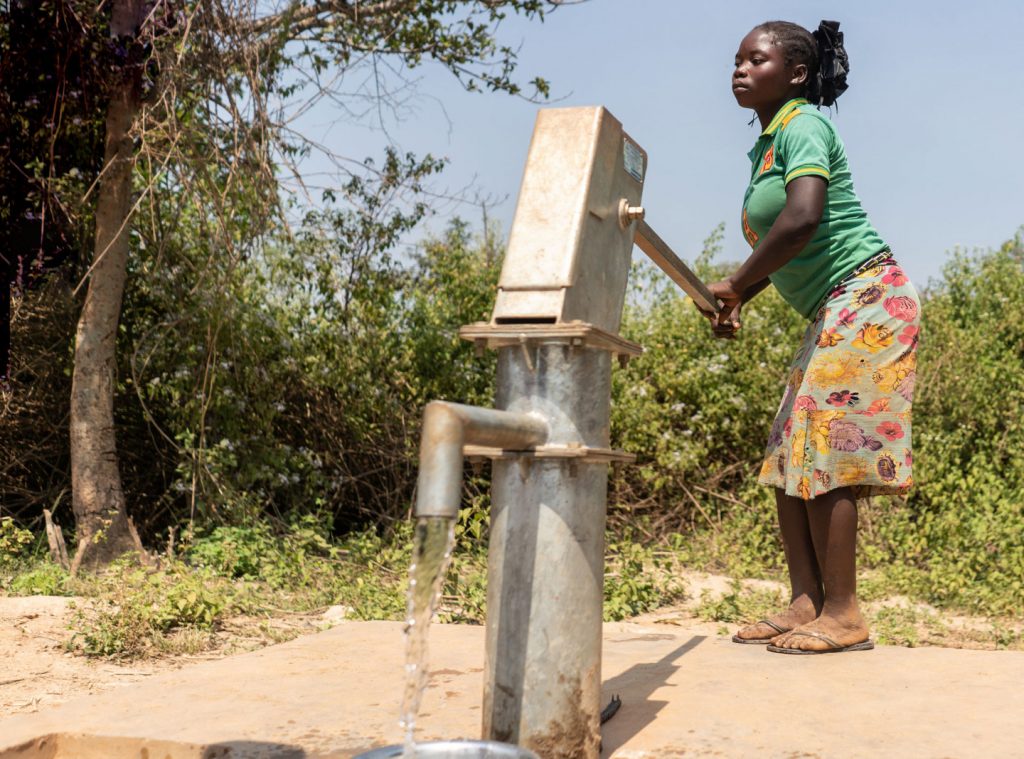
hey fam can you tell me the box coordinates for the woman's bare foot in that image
[732,593,821,642]
[770,605,870,651]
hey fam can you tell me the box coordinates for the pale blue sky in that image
[293,0,1024,289]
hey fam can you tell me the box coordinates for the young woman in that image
[706,20,920,654]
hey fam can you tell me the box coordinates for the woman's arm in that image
[704,175,827,337]
[739,276,772,302]
[728,175,827,293]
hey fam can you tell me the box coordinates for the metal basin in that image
[355,740,539,758]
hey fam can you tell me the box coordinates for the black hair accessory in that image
[812,20,849,107]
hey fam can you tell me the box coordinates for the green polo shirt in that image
[742,98,888,319]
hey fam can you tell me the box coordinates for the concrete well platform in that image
[1,621,1021,758]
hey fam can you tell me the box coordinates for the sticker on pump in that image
[623,138,644,183]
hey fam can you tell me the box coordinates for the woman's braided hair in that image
[755,20,850,107]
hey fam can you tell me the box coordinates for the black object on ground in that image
[600,694,622,724]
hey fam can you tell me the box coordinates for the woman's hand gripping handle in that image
[697,277,771,339]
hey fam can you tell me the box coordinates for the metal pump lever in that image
[620,201,723,315]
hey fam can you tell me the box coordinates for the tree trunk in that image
[69,0,148,572]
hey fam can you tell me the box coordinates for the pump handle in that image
[633,220,723,315]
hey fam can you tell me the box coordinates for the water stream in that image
[399,516,457,757]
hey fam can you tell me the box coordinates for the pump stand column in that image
[475,333,632,758]
[458,104,648,758]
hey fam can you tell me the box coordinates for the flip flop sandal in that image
[767,630,875,655]
[731,618,790,645]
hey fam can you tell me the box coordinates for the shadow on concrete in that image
[598,635,706,757]
[201,741,309,758]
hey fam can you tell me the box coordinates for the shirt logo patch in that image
[759,145,775,175]
[742,208,759,247]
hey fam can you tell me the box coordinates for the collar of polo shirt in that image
[760,97,810,136]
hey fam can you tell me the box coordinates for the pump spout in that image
[414,402,549,520]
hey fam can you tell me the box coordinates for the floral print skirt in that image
[758,253,920,501]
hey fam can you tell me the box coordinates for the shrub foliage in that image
[1,218,1022,615]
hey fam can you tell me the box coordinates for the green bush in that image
[117,202,499,532]
[0,517,35,568]
[3,166,1022,623]
[866,234,1024,613]
[68,562,229,658]
[7,561,70,596]
[187,524,278,580]
[604,528,683,621]
[185,516,336,588]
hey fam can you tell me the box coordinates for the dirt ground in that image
[2,571,1020,723]
[0,595,330,720]
[1,596,192,719]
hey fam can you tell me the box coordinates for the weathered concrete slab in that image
[1,621,1021,758]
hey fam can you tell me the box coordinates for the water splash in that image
[400,516,457,757]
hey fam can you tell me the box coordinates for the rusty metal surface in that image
[492,107,645,333]
[490,289,563,324]
[497,107,602,290]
